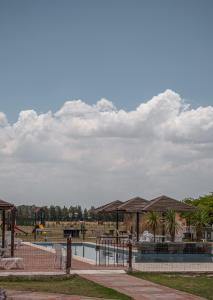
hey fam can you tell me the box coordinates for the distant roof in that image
[93,200,123,213]
[0,199,14,210]
[117,197,149,212]
[144,195,195,212]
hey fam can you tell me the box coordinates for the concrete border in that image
[133,262,213,272]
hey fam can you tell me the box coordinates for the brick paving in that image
[0,243,125,273]
[14,244,57,271]
[82,274,206,300]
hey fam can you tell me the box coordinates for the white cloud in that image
[0,89,212,206]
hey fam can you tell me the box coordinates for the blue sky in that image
[0,0,213,122]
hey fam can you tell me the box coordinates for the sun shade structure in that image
[117,197,149,242]
[93,195,196,243]
[0,199,14,210]
[93,200,123,213]
[143,195,196,242]
[93,200,123,241]
[117,197,148,212]
[144,195,196,212]
[0,198,16,257]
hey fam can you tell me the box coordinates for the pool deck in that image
[0,243,126,273]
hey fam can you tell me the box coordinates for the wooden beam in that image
[116,210,119,244]
[136,212,140,242]
[2,210,5,248]
[10,208,16,257]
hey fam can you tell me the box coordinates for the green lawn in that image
[130,272,213,300]
[0,275,131,300]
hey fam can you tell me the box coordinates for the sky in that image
[0,0,213,207]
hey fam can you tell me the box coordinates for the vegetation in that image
[16,205,123,225]
[184,193,213,224]
[182,193,212,240]
[131,272,213,300]
[0,275,131,300]
[191,209,210,240]
[146,211,161,242]
[164,210,180,242]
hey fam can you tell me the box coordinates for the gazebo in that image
[0,199,16,257]
[143,195,196,242]
[94,195,196,243]
[144,195,195,212]
[93,200,123,237]
[117,197,149,242]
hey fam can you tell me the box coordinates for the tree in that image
[191,209,209,241]
[83,208,88,220]
[49,206,56,221]
[164,210,179,242]
[146,211,161,242]
[184,193,213,224]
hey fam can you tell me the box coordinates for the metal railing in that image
[95,235,132,268]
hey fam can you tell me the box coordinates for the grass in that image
[0,275,132,300]
[130,272,213,300]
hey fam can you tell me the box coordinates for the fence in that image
[0,236,72,273]
[95,235,132,269]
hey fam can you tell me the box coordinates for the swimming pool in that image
[34,242,133,265]
[34,242,213,263]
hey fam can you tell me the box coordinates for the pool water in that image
[35,242,132,265]
[35,242,213,263]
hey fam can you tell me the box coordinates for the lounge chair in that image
[0,257,24,270]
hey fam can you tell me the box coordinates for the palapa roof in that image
[93,200,123,213]
[117,197,149,212]
[144,195,195,212]
[0,199,14,210]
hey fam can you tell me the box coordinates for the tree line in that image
[15,205,120,225]
[15,193,213,226]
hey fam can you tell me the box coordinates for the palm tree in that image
[191,209,209,241]
[164,210,180,242]
[146,211,161,242]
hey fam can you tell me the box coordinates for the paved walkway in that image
[82,274,206,300]
[6,290,112,300]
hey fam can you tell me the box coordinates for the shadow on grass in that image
[0,274,132,300]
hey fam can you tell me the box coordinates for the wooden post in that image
[128,233,133,272]
[116,210,119,244]
[2,210,5,248]
[34,212,37,241]
[66,236,72,274]
[136,212,140,242]
[11,208,16,257]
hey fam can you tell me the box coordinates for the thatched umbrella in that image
[143,195,196,241]
[93,200,123,238]
[144,195,196,212]
[117,197,149,241]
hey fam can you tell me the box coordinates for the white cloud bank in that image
[0,89,213,207]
